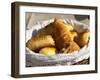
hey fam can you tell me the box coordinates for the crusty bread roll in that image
[26,35,55,51]
[39,47,56,56]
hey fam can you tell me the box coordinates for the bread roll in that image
[75,31,90,47]
[39,47,56,56]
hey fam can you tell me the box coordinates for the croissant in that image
[52,19,77,50]
[26,35,55,51]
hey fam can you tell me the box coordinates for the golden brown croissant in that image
[52,19,77,50]
[26,35,55,51]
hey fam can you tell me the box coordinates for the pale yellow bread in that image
[39,47,56,56]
